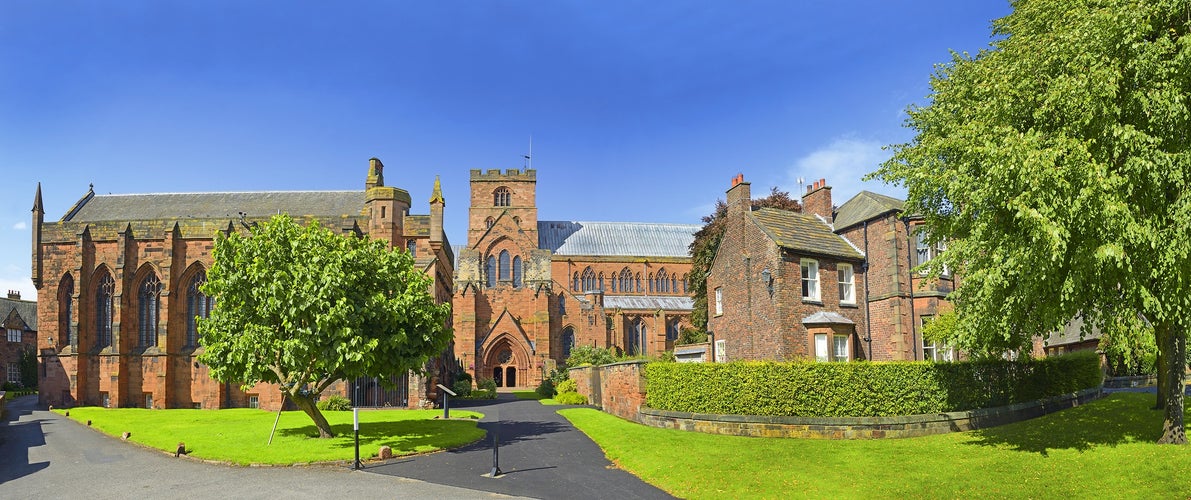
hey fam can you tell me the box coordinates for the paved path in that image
[367,394,674,500]
[0,395,525,500]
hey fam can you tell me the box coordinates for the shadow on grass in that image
[277,419,484,453]
[962,393,1162,456]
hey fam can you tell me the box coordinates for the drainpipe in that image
[901,216,919,361]
[863,220,872,360]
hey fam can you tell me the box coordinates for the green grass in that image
[56,407,485,465]
[512,390,546,400]
[560,393,1191,499]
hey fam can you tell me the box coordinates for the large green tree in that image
[873,0,1191,443]
[198,214,451,438]
[689,188,801,333]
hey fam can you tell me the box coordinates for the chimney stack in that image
[801,178,833,224]
[7,290,20,300]
[726,173,751,216]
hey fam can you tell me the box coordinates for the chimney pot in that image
[6,290,18,300]
[819,178,826,186]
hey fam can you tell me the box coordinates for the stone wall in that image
[569,360,648,422]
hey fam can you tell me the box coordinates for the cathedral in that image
[32,159,454,409]
[452,169,699,388]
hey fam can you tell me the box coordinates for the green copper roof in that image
[833,191,904,231]
[749,208,864,260]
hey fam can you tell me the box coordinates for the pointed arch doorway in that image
[482,335,530,388]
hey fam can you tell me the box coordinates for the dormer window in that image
[494,187,511,207]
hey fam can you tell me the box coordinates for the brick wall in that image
[569,360,648,422]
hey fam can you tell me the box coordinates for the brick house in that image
[32,159,454,410]
[706,176,867,362]
[452,169,700,388]
[1,290,37,387]
[708,175,955,362]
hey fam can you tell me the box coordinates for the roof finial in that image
[429,176,445,205]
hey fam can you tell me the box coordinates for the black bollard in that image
[489,423,502,477]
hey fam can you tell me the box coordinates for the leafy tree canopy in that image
[198,214,451,438]
[689,188,801,332]
[872,0,1191,442]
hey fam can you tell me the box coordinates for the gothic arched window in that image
[598,273,605,291]
[562,327,575,358]
[656,268,670,293]
[572,272,580,291]
[512,256,523,288]
[494,187,511,207]
[96,271,115,349]
[138,272,162,348]
[619,267,634,293]
[486,256,497,288]
[499,250,511,281]
[59,274,74,347]
[187,269,213,348]
[581,267,596,292]
[485,217,495,229]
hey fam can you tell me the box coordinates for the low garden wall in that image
[639,387,1103,439]
[570,351,1103,439]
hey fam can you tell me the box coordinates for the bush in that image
[556,378,578,394]
[466,389,496,400]
[477,377,497,393]
[452,380,472,398]
[677,327,708,345]
[644,350,1103,417]
[566,345,617,367]
[316,395,352,411]
[536,379,556,398]
[554,391,588,405]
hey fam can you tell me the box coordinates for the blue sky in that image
[0,1,1011,299]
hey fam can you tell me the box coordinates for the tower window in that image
[494,187,511,207]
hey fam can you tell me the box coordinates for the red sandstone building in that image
[32,159,454,410]
[708,175,954,362]
[1,290,37,387]
[452,169,699,388]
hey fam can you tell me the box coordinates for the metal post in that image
[489,422,502,477]
[443,392,450,419]
[353,408,361,470]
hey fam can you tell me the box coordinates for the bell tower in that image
[467,169,538,246]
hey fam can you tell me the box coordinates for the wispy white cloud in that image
[12,221,27,230]
[0,277,36,301]
[783,137,905,205]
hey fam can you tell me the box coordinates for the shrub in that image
[536,379,556,398]
[644,350,1103,417]
[316,395,352,411]
[452,380,473,398]
[677,327,708,345]
[556,378,578,394]
[566,345,617,367]
[477,377,497,393]
[554,391,588,405]
[455,371,473,386]
[466,389,496,400]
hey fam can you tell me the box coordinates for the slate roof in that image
[603,295,694,311]
[801,311,854,325]
[63,190,365,222]
[1045,316,1102,347]
[748,208,864,260]
[538,221,700,258]
[833,191,904,231]
[0,297,37,331]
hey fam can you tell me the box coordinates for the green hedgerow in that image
[554,391,588,405]
[316,395,352,411]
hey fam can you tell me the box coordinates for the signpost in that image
[436,383,457,419]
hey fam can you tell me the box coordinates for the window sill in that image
[801,299,823,305]
[840,302,859,308]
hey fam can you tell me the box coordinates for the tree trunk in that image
[290,392,336,439]
[1156,326,1167,410]
[1157,323,1186,444]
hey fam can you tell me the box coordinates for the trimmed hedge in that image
[644,351,1102,417]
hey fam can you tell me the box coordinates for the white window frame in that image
[814,334,829,362]
[838,264,855,305]
[833,335,849,362]
[6,328,20,343]
[714,339,726,363]
[801,259,820,301]
[249,395,260,409]
[7,363,19,383]
[714,287,723,316]
[922,316,955,362]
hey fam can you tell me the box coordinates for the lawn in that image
[56,407,485,465]
[559,393,1191,499]
[513,390,562,405]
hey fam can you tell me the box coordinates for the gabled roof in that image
[538,221,699,258]
[0,297,37,331]
[62,190,365,222]
[833,191,904,231]
[801,311,854,325]
[749,208,864,260]
[603,295,694,311]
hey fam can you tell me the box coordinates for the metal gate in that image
[351,373,409,408]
